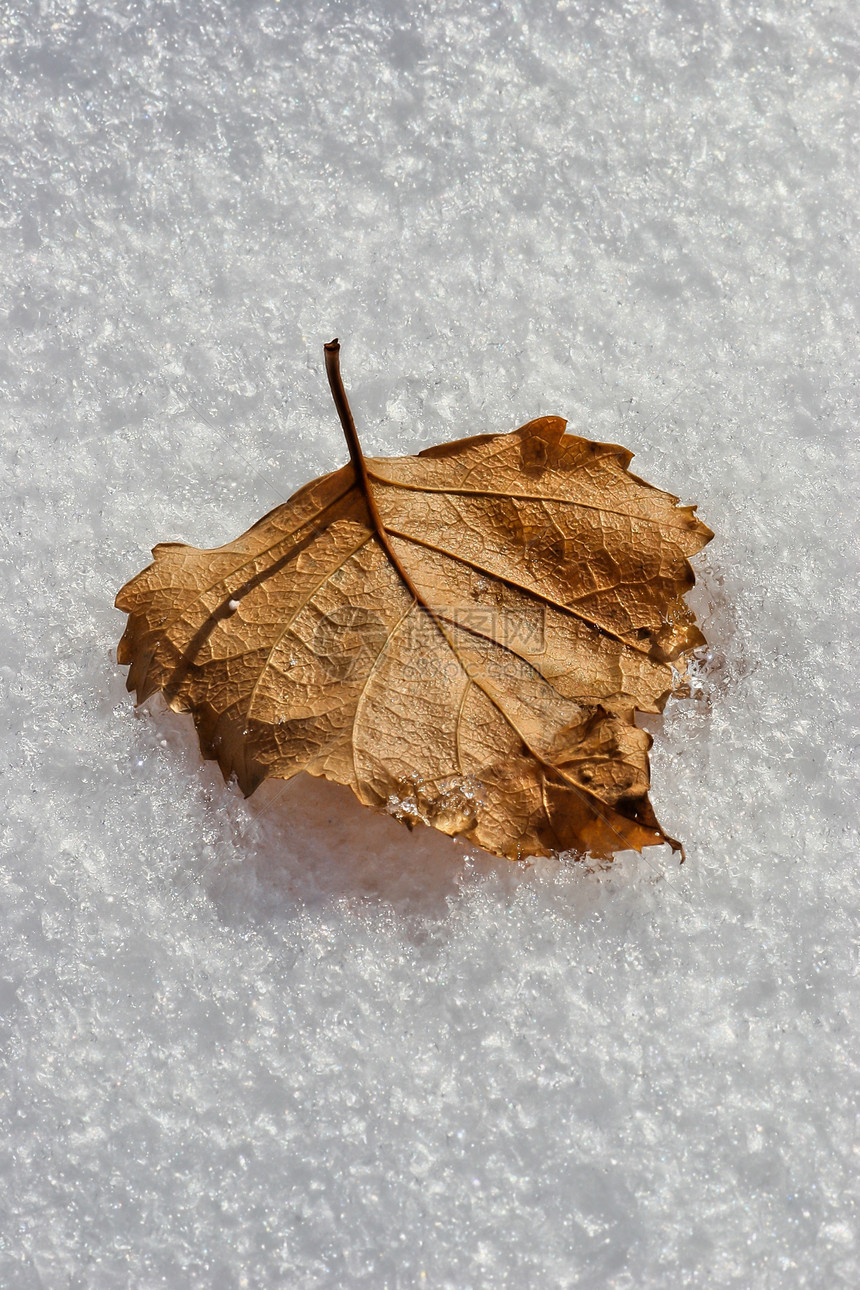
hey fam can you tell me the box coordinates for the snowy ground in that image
[1,1,858,1286]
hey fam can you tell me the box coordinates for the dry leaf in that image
[116,341,712,862]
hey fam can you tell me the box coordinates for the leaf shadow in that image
[137,701,691,935]
[137,700,594,929]
[203,770,678,938]
[223,772,515,925]
[134,698,511,924]
[207,770,663,941]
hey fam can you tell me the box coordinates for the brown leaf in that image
[116,341,713,863]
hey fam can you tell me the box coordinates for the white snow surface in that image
[1,2,858,1286]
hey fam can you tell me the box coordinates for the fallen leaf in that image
[116,341,713,862]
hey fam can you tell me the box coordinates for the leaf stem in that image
[323,339,424,605]
[324,339,370,484]
[324,338,398,548]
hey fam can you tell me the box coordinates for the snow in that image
[1,1,858,1286]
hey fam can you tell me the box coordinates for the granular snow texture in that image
[1,2,858,1287]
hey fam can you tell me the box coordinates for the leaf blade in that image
[116,364,712,864]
